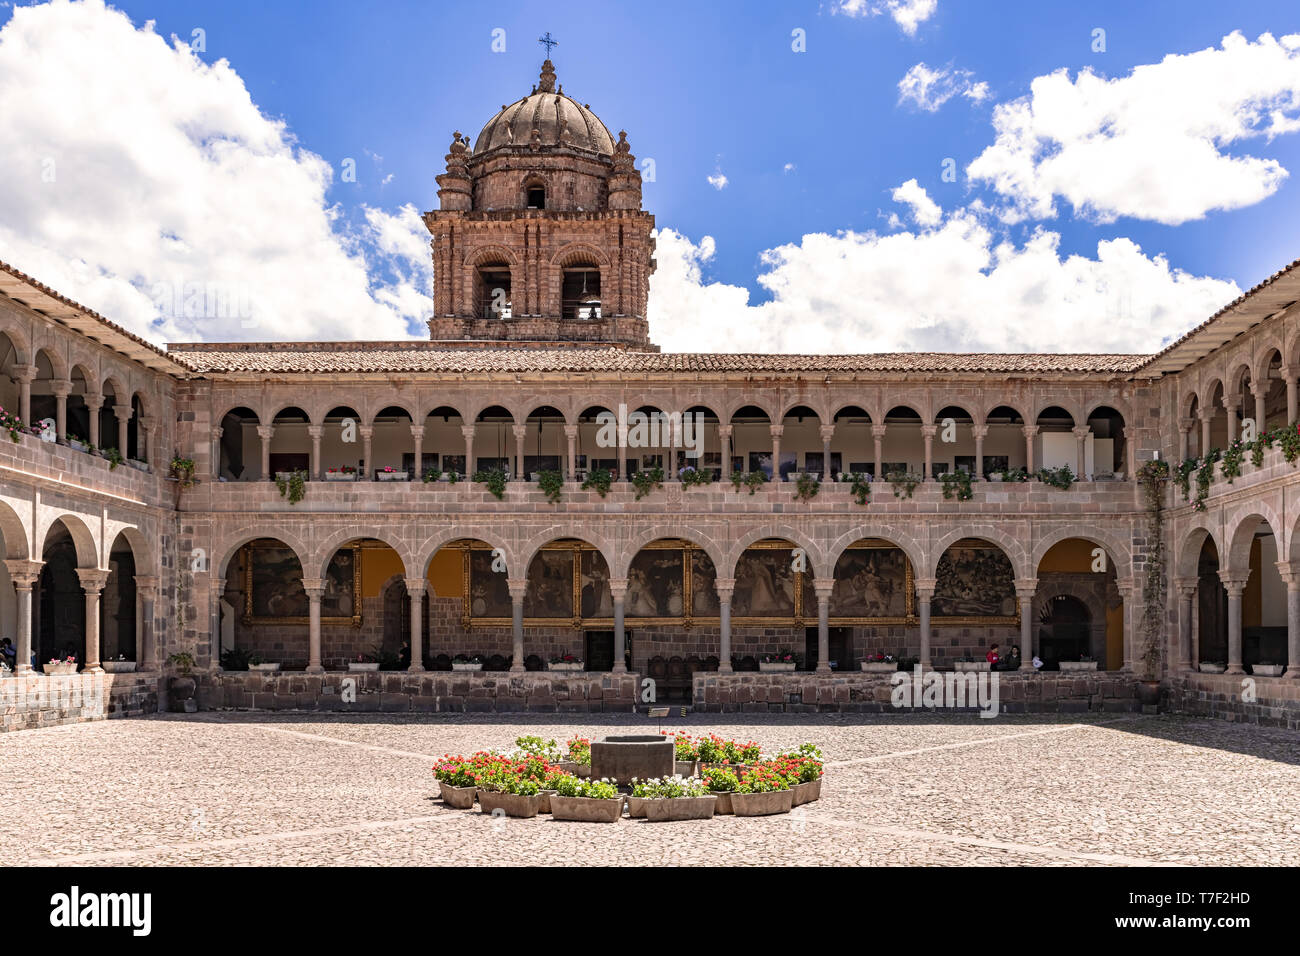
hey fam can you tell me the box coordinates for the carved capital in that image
[714,576,735,600]
[813,580,835,600]
[920,424,938,439]
[307,425,324,440]
[1021,425,1040,438]
[11,364,36,384]
[716,425,733,439]
[4,558,43,588]
[404,576,427,597]
[818,424,836,442]
[409,425,425,440]
[461,424,477,439]
[256,425,275,440]
[768,424,784,438]
[871,424,888,439]
[971,425,989,440]
[112,403,132,422]
[134,574,160,597]
[49,380,72,399]
[607,577,628,599]
[301,577,325,600]
[76,567,110,592]
[507,579,528,600]
[1072,426,1091,440]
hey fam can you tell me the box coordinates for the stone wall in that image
[0,672,158,733]
[1165,673,1300,730]
[199,670,640,713]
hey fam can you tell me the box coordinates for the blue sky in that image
[1,0,1299,352]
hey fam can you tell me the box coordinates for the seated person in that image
[1004,646,1021,670]
[985,643,1000,668]
[0,637,15,669]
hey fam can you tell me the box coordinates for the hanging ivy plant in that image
[581,467,613,497]
[1220,439,1245,483]
[1192,449,1220,512]
[848,473,872,506]
[731,470,767,495]
[1175,457,1197,501]
[275,469,307,505]
[1136,459,1169,680]
[1277,423,1300,463]
[536,469,564,504]
[631,466,664,500]
[792,473,820,502]
[102,446,125,470]
[886,470,920,499]
[1035,465,1075,490]
[939,471,973,501]
[679,465,714,488]
[473,468,508,500]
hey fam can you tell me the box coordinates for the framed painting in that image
[932,541,1019,624]
[243,541,361,627]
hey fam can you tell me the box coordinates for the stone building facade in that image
[1,60,1298,729]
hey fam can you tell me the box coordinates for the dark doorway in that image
[1037,595,1090,669]
[584,630,623,673]
[37,532,83,666]
[804,627,851,670]
[1197,539,1227,664]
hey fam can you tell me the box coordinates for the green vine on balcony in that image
[679,465,714,488]
[1193,449,1220,512]
[731,470,768,495]
[275,469,307,505]
[792,472,820,502]
[1035,464,1075,490]
[536,469,564,504]
[848,473,872,506]
[886,470,920,499]
[102,446,124,471]
[631,466,664,500]
[581,467,613,497]
[472,468,508,500]
[939,470,973,501]
[1175,457,1197,501]
[1220,439,1245,483]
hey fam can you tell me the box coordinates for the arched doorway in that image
[102,532,138,663]
[1037,595,1091,669]
[1197,537,1227,666]
[37,523,85,667]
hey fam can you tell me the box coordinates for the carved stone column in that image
[1223,397,1240,445]
[1279,563,1300,679]
[1072,425,1090,479]
[359,425,374,479]
[872,424,886,480]
[1117,580,1137,671]
[512,424,526,481]
[461,424,475,478]
[1220,573,1247,675]
[307,425,323,480]
[814,580,833,674]
[138,415,157,468]
[410,425,424,480]
[769,424,783,482]
[1014,578,1037,667]
[1199,409,1212,457]
[6,560,42,674]
[1282,365,1299,426]
[51,380,71,443]
[303,577,324,673]
[716,577,735,672]
[256,424,274,481]
[717,426,733,482]
[1175,578,1197,673]
[564,424,578,481]
[13,364,35,425]
[86,391,103,449]
[818,424,835,480]
[609,577,628,673]
[921,424,937,481]
[915,577,935,668]
[135,574,160,670]
[972,424,988,480]
[113,403,131,458]
[1021,424,1039,473]
[508,580,527,671]
[1178,417,1194,461]
[77,568,110,673]
[406,577,426,671]
[1251,384,1267,436]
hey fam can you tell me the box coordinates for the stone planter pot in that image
[1253,664,1285,677]
[550,795,623,823]
[556,760,579,775]
[592,736,674,784]
[643,795,717,822]
[438,782,477,809]
[710,791,734,815]
[101,660,137,673]
[954,661,991,672]
[674,760,699,777]
[451,662,483,671]
[701,763,751,775]
[626,795,649,819]
[546,662,584,671]
[42,661,77,676]
[1199,662,1226,674]
[731,789,794,817]
[375,471,409,481]
[477,790,541,818]
[249,662,281,673]
[1058,661,1098,672]
[68,439,92,454]
[1137,680,1161,708]
[126,459,149,472]
[859,661,897,673]
[791,778,823,806]
[576,765,591,779]
[324,472,357,481]
[347,662,380,672]
[167,675,197,713]
[758,661,796,672]
[537,790,557,814]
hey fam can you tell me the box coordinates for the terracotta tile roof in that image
[166,341,1146,376]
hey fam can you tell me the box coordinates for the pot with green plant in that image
[248,653,281,673]
[792,472,820,502]
[536,469,564,504]
[474,759,544,818]
[939,470,973,501]
[167,652,198,712]
[348,650,381,672]
[549,775,624,822]
[472,467,508,500]
[729,764,794,816]
[101,446,125,470]
[632,775,717,822]
[581,467,613,497]
[631,465,664,500]
[219,647,253,671]
[886,470,921,499]
[432,754,483,809]
[274,469,308,505]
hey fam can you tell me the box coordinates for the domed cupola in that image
[472,60,615,157]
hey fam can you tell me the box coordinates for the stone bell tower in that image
[424,60,658,350]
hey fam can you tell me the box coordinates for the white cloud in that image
[835,0,937,36]
[0,0,431,344]
[707,171,729,190]
[891,179,943,226]
[967,31,1300,225]
[898,62,990,112]
[649,219,1238,355]
[783,163,796,173]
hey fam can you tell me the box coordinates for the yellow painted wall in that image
[1039,538,1124,669]
[357,545,464,599]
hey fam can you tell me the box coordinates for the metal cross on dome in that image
[538,32,559,58]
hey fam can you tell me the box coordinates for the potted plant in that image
[549,774,623,823]
[325,466,357,481]
[432,753,481,809]
[1253,661,1285,677]
[1199,661,1226,674]
[702,766,739,814]
[697,734,760,771]
[730,764,795,816]
[348,650,381,672]
[219,647,253,671]
[167,651,198,712]
[632,775,717,822]
[581,467,614,498]
[43,655,78,676]
[546,653,584,672]
[759,651,798,673]
[474,758,544,818]
[101,653,137,674]
[376,465,408,482]
[775,744,824,806]
[560,736,592,777]
[860,652,897,673]
[665,732,700,777]
[536,468,564,504]
[954,657,991,673]
[451,654,483,672]
[68,434,92,454]
[248,653,281,673]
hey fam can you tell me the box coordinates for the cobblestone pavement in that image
[2,713,1297,866]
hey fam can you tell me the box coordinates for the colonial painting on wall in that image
[627,549,685,617]
[830,546,910,619]
[243,541,361,626]
[524,549,574,618]
[579,549,613,619]
[467,548,511,618]
[732,546,796,618]
[691,550,720,616]
[932,540,1018,622]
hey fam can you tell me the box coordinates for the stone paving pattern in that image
[2,713,1297,866]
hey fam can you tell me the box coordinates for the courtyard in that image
[2,712,1297,866]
